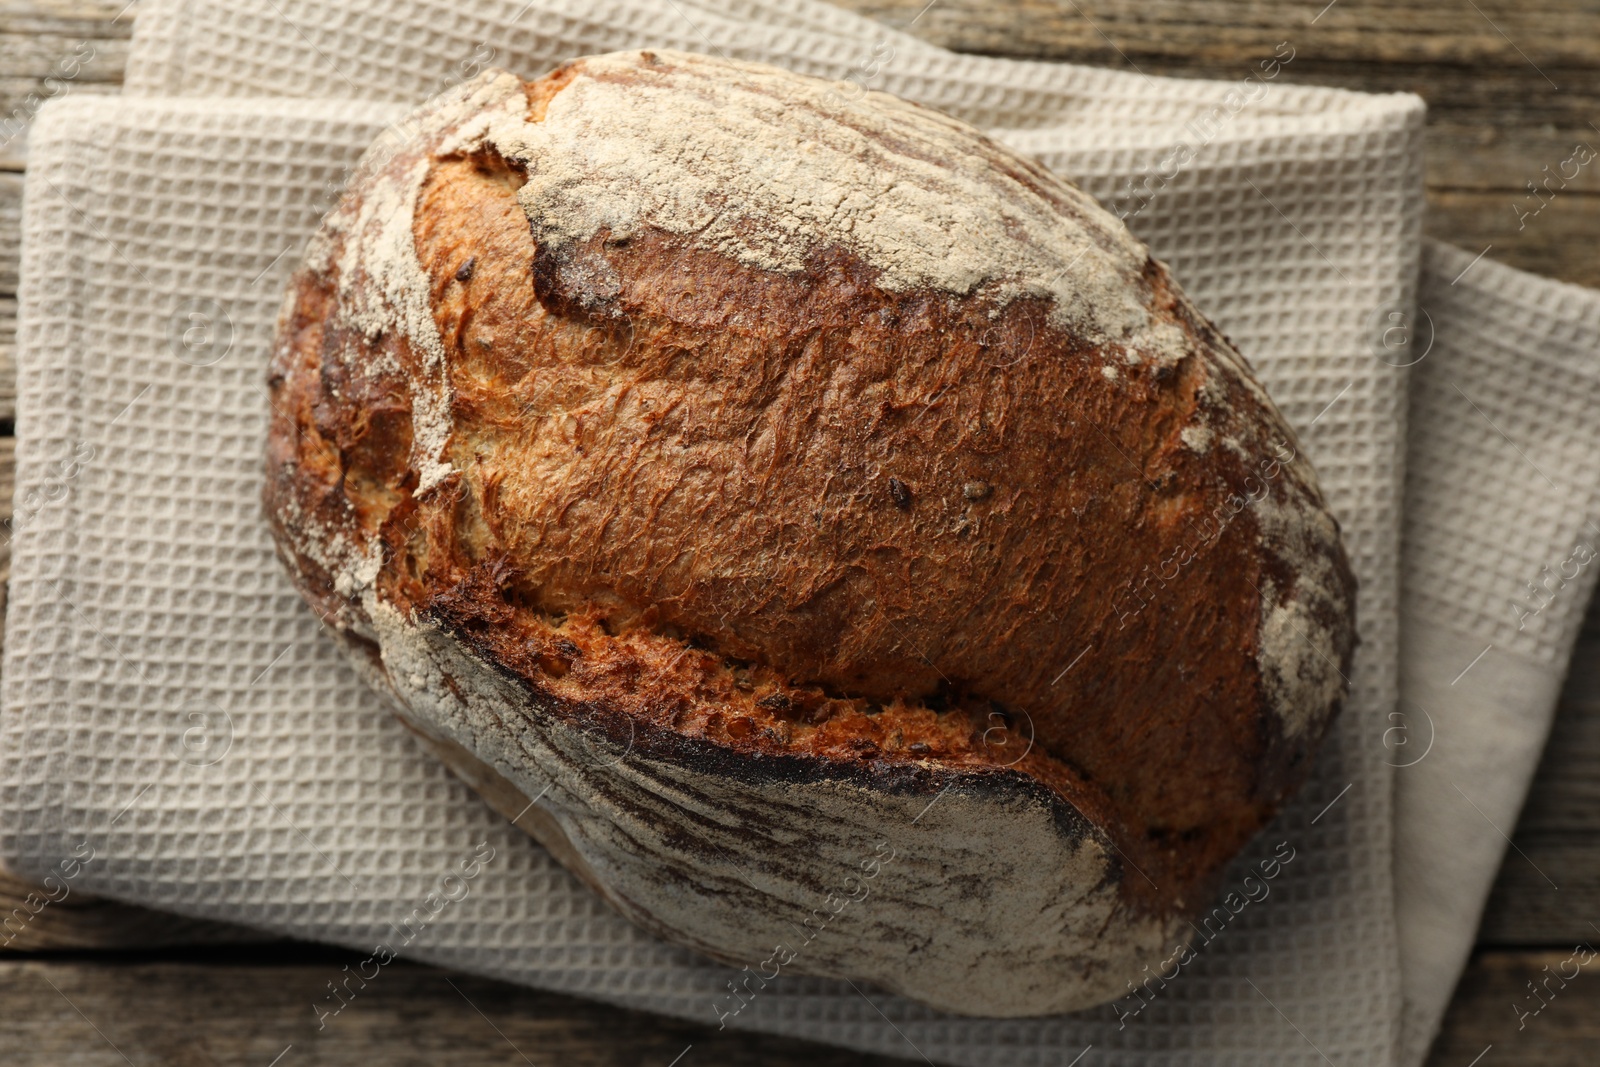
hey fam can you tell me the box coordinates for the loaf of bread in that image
[264,50,1356,1017]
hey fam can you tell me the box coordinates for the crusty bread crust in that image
[264,52,1356,1015]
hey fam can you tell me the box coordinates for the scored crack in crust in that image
[263,50,1357,1016]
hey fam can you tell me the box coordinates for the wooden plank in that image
[0,957,908,1066]
[0,299,14,423]
[0,950,1591,1066]
[1478,618,1600,944]
[2,177,21,421]
[1425,949,1600,1067]
[0,431,12,585]
[1425,189,1600,290]
[0,0,133,170]
[837,0,1600,67]
[0,171,19,297]
[0,0,131,37]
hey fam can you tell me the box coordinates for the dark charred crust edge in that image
[412,605,1127,894]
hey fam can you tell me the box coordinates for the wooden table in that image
[2,0,1597,1062]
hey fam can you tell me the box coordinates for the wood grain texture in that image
[1425,949,1600,1067]
[0,432,13,589]
[0,951,1591,1067]
[839,0,1600,65]
[0,296,16,423]
[0,957,909,1067]
[0,0,131,170]
[2,175,20,424]
[1478,617,1600,945]
[1,172,19,296]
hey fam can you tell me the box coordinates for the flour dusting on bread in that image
[480,51,1163,348]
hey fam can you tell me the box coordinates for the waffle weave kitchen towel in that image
[1,86,1418,1067]
[1391,241,1600,1065]
[2,1,1591,1064]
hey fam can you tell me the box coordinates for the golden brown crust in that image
[265,53,1355,955]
